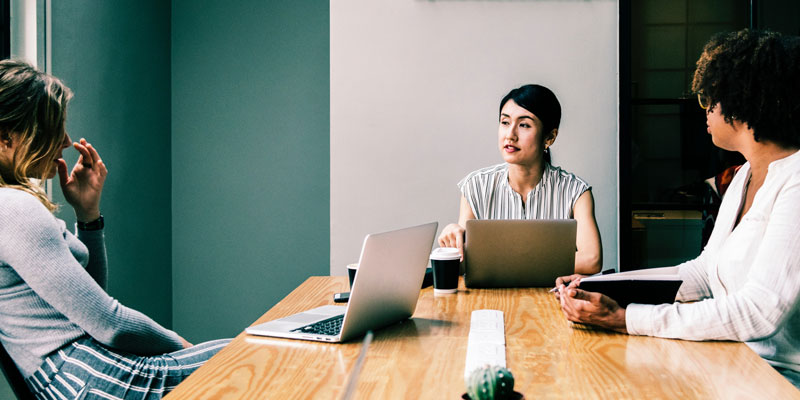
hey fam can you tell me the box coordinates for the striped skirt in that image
[25,337,231,400]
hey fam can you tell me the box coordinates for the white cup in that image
[430,247,460,294]
[347,263,358,288]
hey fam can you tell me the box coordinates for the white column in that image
[10,0,38,66]
[10,0,54,196]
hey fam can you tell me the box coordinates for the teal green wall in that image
[171,1,330,342]
[0,5,327,396]
[51,0,174,327]
[46,0,330,344]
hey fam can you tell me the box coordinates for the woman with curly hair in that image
[0,60,230,399]
[555,29,800,387]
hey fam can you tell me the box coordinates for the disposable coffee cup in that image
[347,263,359,289]
[430,247,460,294]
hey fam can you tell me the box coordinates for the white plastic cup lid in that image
[430,247,460,260]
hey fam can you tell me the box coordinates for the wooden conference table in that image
[165,276,799,399]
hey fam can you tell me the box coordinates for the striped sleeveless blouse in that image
[458,163,590,220]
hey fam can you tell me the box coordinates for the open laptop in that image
[245,222,437,342]
[463,219,576,288]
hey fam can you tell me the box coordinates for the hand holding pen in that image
[550,274,584,300]
[550,270,614,299]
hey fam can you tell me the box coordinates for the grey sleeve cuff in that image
[76,227,105,246]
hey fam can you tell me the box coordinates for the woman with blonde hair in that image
[0,60,229,399]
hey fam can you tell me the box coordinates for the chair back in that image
[0,343,34,400]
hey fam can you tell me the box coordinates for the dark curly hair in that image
[692,29,800,149]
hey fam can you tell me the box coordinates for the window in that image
[618,0,799,270]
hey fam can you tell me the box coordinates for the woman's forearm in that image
[574,250,602,275]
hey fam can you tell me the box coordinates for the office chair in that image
[0,343,34,400]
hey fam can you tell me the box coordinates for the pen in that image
[550,281,583,293]
[341,330,373,400]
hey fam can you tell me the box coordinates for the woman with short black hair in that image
[438,84,603,275]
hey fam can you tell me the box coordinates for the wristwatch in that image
[77,215,104,231]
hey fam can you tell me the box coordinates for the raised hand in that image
[56,138,107,222]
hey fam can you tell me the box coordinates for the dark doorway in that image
[618,0,800,270]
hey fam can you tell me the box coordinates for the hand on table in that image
[552,274,585,301]
[57,138,107,222]
[437,223,465,260]
[558,282,628,334]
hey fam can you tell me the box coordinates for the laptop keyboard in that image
[292,315,344,336]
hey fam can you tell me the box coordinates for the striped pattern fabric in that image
[25,337,231,400]
[458,163,589,220]
[0,188,187,378]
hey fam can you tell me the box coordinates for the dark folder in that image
[578,276,682,308]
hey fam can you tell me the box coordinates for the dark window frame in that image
[0,0,9,60]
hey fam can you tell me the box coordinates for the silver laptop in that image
[463,219,576,288]
[245,222,437,342]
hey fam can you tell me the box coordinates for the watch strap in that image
[77,215,104,231]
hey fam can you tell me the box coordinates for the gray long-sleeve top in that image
[0,188,183,377]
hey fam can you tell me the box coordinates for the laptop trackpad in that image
[279,305,345,324]
[247,305,346,334]
[282,313,329,324]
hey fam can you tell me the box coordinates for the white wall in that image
[331,0,618,275]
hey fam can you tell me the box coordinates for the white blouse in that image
[626,150,800,373]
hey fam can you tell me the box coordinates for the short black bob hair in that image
[499,84,561,164]
[499,84,561,135]
[692,29,800,149]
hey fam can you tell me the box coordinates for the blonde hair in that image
[0,60,73,212]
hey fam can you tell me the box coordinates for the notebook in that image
[463,219,576,288]
[245,222,437,342]
[578,266,682,307]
